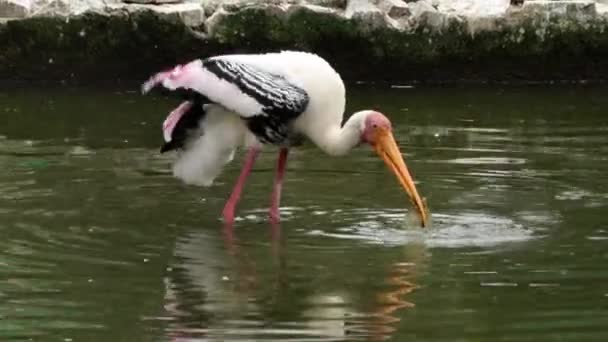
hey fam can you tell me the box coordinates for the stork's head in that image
[358,111,429,227]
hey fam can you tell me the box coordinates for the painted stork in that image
[142,51,429,227]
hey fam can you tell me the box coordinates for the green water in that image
[1,85,607,342]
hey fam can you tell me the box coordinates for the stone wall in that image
[2,0,608,82]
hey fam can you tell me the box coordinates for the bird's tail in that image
[171,105,247,186]
[172,137,235,187]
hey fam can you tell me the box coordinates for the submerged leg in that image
[269,148,289,223]
[222,147,261,224]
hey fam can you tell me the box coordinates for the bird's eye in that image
[372,124,378,129]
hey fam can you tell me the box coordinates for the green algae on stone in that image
[3,4,608,82]
[0,11,223,81]
[212,6,291,48]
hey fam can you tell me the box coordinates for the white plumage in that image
[159,59,265,118]
[216,51,349,150]
[146,51,350,186]
[171,104,250,186]
[142,50,429,226]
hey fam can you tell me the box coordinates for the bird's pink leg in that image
[222,147,261,224]
[269,148,289,224]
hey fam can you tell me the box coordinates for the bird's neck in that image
[313,111,367,156]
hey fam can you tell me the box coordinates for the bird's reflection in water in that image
[158,223,422,341]
[365,262,417,341]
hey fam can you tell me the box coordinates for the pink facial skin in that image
[361,111,393,144]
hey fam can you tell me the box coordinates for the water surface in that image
[1,85,607,341]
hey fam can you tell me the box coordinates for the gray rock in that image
[419,9,446,29]
[31,0,70,16]
[436,0,510,17]
[176,3,205,26]
[377,0,410,19]
[108,1,205,26]
[408,0,445,29]
[351,9,389,31]
[344,0,390,32]
[222,1,256,13]
[204,6,228,37]
[203,0,297,17]
[522,0,596,18]
[408,0,436,18]
[467,15,500,36]
[345,0,377,18]
[122,0,182,4]
[218,0,295,13]
[205,3,288,39]
[201,0,223,16]
[287,3,340,16]
[1,0,605,39]
[307,0,346,9]
[0,0,31,18]
[30,0,110,17]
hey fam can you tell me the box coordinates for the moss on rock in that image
[3,4,608,83]
[0,12,225,81]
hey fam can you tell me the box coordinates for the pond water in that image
[1,85,607,341]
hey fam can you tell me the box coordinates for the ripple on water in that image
[554,187,608,208]
[154,228,418,342]
[305,209,535,248]
[441,157,527,165]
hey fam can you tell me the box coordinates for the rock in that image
[345,0,376,18]
[466,15,501,35]
[598,1,608,16]
[204,6,228,36]
[222,1,258,13]
[0,0,31,18]
[307,0,346,9]
[419,9,447,29]
[436,0,510,18]
[377,0,410,19]
[171,2,205,26]
[218,0,297,13]
[408,0,446,29]
[2,0,608,84]
[150,3,204,27]
[521,0,596,18]
[201,0,223,16]
[31,0,69,17]
[351,8,389,31]
[287,3,339,16]
[29,0,111,17]
[123,0,182,3]
[109,1,205,26]
[408,0,436,18]
[205,3,288,41]
[345,0,389,31]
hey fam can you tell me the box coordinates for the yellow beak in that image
[374,129,429,228]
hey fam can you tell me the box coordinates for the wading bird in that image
[142,51,429,226]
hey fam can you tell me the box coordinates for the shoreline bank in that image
[2,1,608,83]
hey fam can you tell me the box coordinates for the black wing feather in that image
[203,58,309,144]
[160,101,207,153]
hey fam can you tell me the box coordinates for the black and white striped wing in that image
[202,58,309,117]
[143,58,310,144]
[201,58,310,143]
